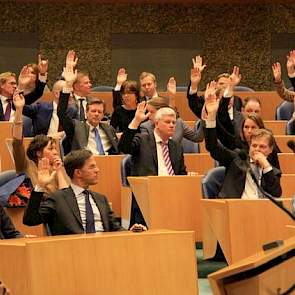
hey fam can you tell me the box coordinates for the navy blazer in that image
[23,101,78,136]
[1,79,46,121]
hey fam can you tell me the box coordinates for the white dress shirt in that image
[71,183,104,232]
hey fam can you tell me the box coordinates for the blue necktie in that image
[93,127,105,155]
[84,190,95,233]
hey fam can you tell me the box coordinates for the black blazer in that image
[23,189,122,235]
[0,205,21,239]
[118,127,187,176]
[205,127,282,198]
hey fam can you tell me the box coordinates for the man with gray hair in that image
[119,102,187,176]
[119,102,187,226]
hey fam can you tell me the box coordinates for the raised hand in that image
[167,77,176,95]
[18,66,31,87]
[66,50,78,68]
[204,81,220,116]
[272,62,282,82]
[192,55,206,72]
[190,68,202,87]
[62,65,77,86]
[38,54,49,75]
[37,158,56,188]
[51,155,63,172]
[229,66,241,86]
[13,90,25,110]
[286,49,295,76]
[134,101,150,123]
[117,68,127,85]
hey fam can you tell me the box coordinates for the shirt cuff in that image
[114,84,121,91]
[62,86,72,94]
[189,86,198,95]
[38,73,48,83]
[205,120,216,128]
[34,185,46,192]
[262,166,273,174]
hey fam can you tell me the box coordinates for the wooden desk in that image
[5,207,45,236]
[275,135,295,152]
[278,154,295,174]
[127,176,204,241]
[0,122,14,171]
[0,230,198,295]
[281,174,295,197]
[209,235,295,295]
[201,199,294,265]
[264,120,287,135]
[184,153,215,175]
[90,155,124,216]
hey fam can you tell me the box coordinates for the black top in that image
[110,105,136,132]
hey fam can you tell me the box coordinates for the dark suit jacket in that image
[118,127,187,176]
[1,79,46,121]
[205,127,282,198]
[22,100,77,136]
[58,92,119,154]
[217,96,281,169]
[140,118,204,144]
[23,188,122,235]
[186,82,242,119]
[0,205,21,239]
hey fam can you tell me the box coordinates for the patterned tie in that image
[161,142,175,176]
[93,127,105,155]
[79,98,86,121]
[251,163,263,198]
[84,190,95,233]
[4,99,12,121]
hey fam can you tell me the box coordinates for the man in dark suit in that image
[0,71,47,122]
[0,204,21,239]
[22,80,77,137]
[119,103,187,225]
[119,102,187,176]
[187,58,242,120]
[203,81,282,199]
[57,66,118,155]
[23,149,146,235]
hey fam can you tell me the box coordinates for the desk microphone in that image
[238,150,295,221]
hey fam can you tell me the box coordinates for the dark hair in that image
[147,96,170,110]
[26,135,55,164]
[121,80,140,103]
[86,97,106,113]
[64,149,93,179]
[240,113,265,142]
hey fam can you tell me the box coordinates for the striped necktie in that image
[4,99,12,121]
[161,142,175,176]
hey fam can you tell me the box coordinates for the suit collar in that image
[63,187,83,228]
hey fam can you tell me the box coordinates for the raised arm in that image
[203,81,236,166]
[272,62,295,102]
[186,55,207,118]
[118,102,150,154]
[112,68,127,109]
[19,55,48,104]
[166,77,177,108]
[57,64,77,142]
